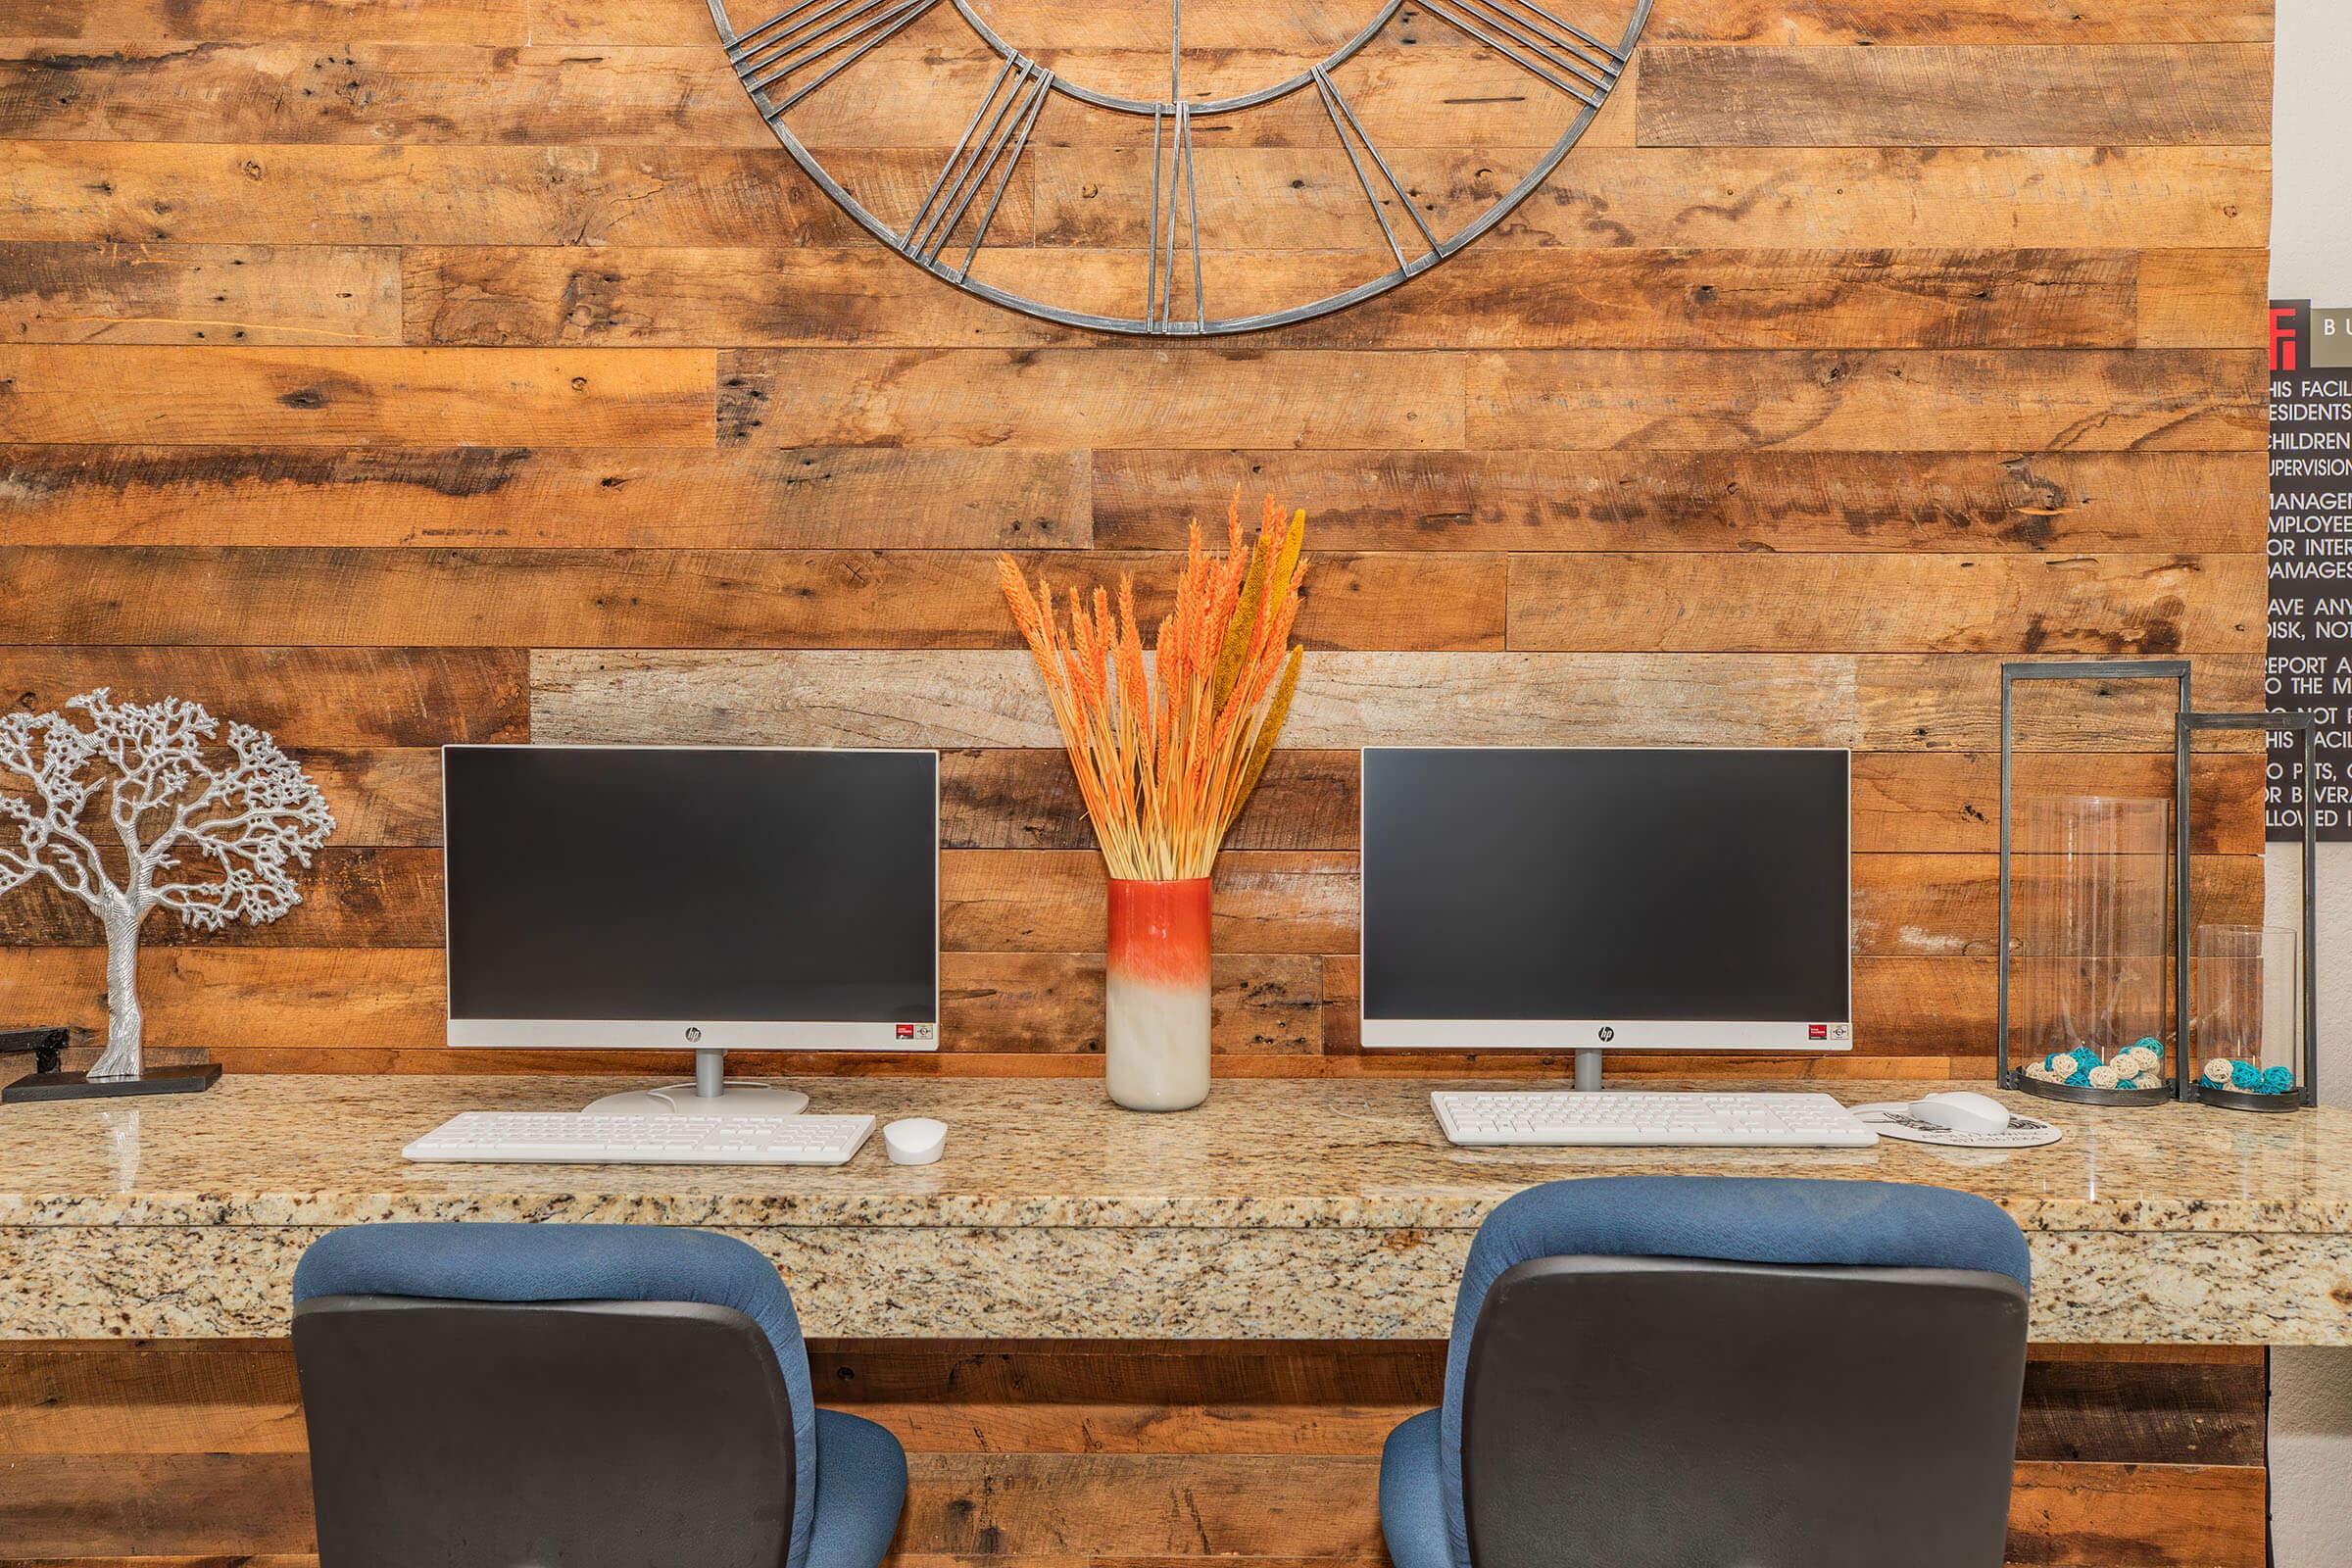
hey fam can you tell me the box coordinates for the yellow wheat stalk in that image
[1001,493,1308,881]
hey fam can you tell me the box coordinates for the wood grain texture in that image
[1507,553,2262,654]
[0,346,716,446]
[0,0,2274,1118]
[1638,44,2273,146]
[0,1338,2267,1564]
[404,246,2143,351]
[0,446,1092,548]
[0,548,1501,651]
[1096,450,2270,555]
[0,242,400,346]
[1464,349,2267,453]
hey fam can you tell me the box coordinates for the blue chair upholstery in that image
[293,1222,905,1568]
[1380,1177,2032,1568]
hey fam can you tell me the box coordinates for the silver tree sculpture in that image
[0,690,335,1081]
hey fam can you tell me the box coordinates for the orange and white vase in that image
[1104,877,1212,1111]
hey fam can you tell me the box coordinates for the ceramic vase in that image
[1104,877,1212,1111]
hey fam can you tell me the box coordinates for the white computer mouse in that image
[883,1117,947,1166]
[1907,1091,2012,1137]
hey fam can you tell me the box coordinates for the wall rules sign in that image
[2270,300,2352,841]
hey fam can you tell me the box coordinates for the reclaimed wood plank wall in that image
[0,1338,2273,1567]
[0,0,2273,1080]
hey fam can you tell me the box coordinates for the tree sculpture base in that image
[3,1063,221,1103]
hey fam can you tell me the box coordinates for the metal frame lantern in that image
[2175,710,2321,1111]
[1996,661,2191,1105]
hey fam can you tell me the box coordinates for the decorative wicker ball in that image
[2261,1066,2297,1096]
[2086,1063,2123,1090]
[2204,1058,2235,1087]
[2230,1059,2263,1090]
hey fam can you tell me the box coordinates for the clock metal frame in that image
[709,0,1652,335]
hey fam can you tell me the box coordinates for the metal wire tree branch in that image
[0,690,335,1081]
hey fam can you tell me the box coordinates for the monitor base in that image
[583,1048,809,1117]
[583,1083,812,1117]
[1574,1048,1602,1092]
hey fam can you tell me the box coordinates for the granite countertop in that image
[7,1073,2349,1235]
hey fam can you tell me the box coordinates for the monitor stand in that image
[1575,1049,1602,1093]
[583,1049,810,1117]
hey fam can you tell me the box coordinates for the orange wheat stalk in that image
[1001,493,1308,880]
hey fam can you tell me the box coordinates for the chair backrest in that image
[290,1223,818,1568]
[1442,1178,2031,1568]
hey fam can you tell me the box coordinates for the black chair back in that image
[294,1296,798,1568]
[1461,1255,2029,1568]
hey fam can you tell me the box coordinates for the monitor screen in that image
[1359,748,1851,1051]
[443,746,938,1050]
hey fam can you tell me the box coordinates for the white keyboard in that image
[403,1112,876,1166]
[1432,1091,1878,1149]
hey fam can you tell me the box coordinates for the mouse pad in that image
[1849,1103,2065,1149]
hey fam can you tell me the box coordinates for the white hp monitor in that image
[442,745,940,1116]
[1359,747,1851,1084]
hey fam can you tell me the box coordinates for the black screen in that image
[1360,749,1849,1022]
[443,747,937,1023]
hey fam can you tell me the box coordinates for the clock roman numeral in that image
[1415,0,1621,107]
[1146,103,1204,333]
[1312,66,1439,271]
[731,0,941,115]
[902,60,1053,277]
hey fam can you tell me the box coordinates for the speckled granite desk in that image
[6,1074,2350,1344]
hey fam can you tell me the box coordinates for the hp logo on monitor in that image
[684,1027,703,1043]
[1596,1027,1616,1043]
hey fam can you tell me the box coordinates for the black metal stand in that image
[3,1062,221,1103]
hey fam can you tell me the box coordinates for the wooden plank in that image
[0,548,1502,652]
[0,347,715,447]
[1855,753,2266,855]
[0,945,1322,1053]
[1507,553,2263,654]
[0,840,2266,968]
[300,749,445,848]
[0,946,2043,1057]
[529,650,1864,750]
[2137,248,2270,349]
[550,0,2277,48]
[1,143,2266,251]
[15,0,528,41]
[716,349,1466,451]
[957,748,2265,858]
[0,1453,316,1556]
[1034,146,2272,252]
[1858,654,2265,751]
[0,143,947,247]
[1464,349,2268,453]
[0,40,1620,153]
[406,246,2141,351]
[1641,0,2274,44]
[0,1342,305,1457]
[940,749,1359,854]
[0,243,400,346]
[0,43,769,147]
[1637,44,2273,147]
[0,446,1092,550]
[1096,451,2269,555]
[2015,1349,2267,1466]
[2006,1460,2265,1565]
[0,649,527,746]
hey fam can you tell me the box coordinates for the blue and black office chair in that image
[1381,1177,2032,1568]
[290,1223,906,1568]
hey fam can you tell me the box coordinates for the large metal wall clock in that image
[707,0,1652,335]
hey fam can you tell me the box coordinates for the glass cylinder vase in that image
[2190,923,2304,1109]
[1104,877,1212,1111]
[2011,795,2174,1101]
